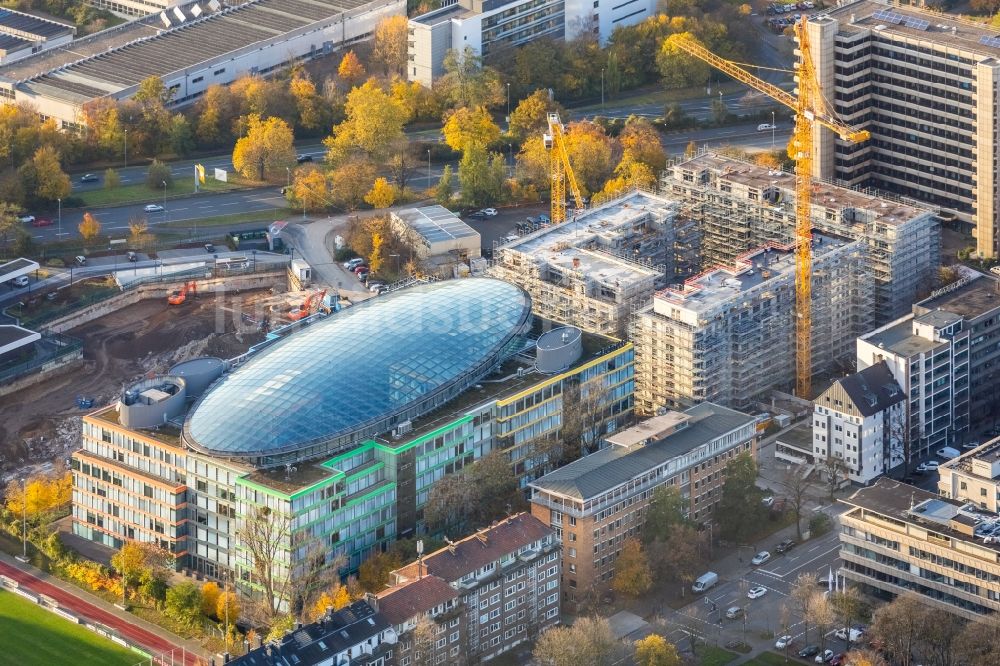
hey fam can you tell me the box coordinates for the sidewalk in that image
[0,549,208,664]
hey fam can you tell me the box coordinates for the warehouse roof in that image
[393,206,479,245]
[530,402,755,501]
[184,279,531,458]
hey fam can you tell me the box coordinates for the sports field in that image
[0,589,140,666]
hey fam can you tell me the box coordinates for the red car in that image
[829,654,846,666]
[32,217,53,227]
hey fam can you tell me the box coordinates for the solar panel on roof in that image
[981,35,1000,47]
[873,9,903,23]
[903,17,929,30]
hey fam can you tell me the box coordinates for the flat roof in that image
[0,257,38,281]
[822,0,1000,60]
[674,152,929,227]
[776,423,814,453]
[530,402,755,501]
[0,8,72,39]
[394,206,479,245]
[240,461,337,495]
[0,324,39,355]
[915,274,1000,320]
[410,2,476,24]
[860,317,943,357]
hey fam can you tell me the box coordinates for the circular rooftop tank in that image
[119,376,187,429]
[535,326,582,374]
[169,357,225,398]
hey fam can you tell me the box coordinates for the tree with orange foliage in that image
[338,51,365,86]
[201,581,222,618]
[309,583,351,621]
[78,212,101,244]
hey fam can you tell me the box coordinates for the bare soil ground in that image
[0,290,271,479]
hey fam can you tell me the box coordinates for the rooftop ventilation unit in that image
[159,11,171,27]
[173,6,186,22]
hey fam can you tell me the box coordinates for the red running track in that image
[0,560,202,666]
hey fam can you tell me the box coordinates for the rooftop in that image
[942,437,1000,478]
[0,257,38,281]
[239,462,337,495]
[392,513,553,584]
[859,317,943,358]
[230,601,390,666]
[656,232,850,314]
[776,423,813,453]
[822,0,1000,60]
[410,2,477,24]
[0,8,72,40]
[530,402,755,501]
[183,279,532,458]
[375,574,460,625]
[89,406,183,446]
[674,152,930,227]
[393,206,479,245]
[842,478,1000,555]
[0,324,39,354]
[822,360,904,417]
[914,274,1000,320]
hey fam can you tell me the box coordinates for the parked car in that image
[834,627,865,642]
[127,251,137,262]
[798,646,820,658]
[725,606,743,619]
[775,635,794,650]
[758,123,776,131]
[356,269,369,281]
[466,210,487,219]
[962,441,981,450]
[32,217,53,227]
[937,446,960,459]
[776,539,797,554]
[537,213,551,224]
[74,255,86,265]
[480,207,498,217]
[17,214,34,223]
[368,282,385,293]
[9,275,28,287]
[829,654,847,666]
[352,264,370,275]
[144,204,164,213]
[344,257,365,270]
[296,154,313,163]
[751,550,771,566]
[815,650,835,664]
[747,585,768,599]
[916,461,939,473]
[79,173,99,183]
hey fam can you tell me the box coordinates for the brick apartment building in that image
[529,403,758,607]
[375,513,561,664]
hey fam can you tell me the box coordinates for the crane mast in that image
[673,22,869,398]
[544,112,585,225]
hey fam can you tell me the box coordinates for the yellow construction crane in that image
[673,21,869,398]
[543,112,585,225]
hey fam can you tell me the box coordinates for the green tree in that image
[233,114,296,182]
[635,635,681,666]
[648,522,705,596]
[642,485,688,543]
[435,165,454,204]
[111,542,169,604]
[611,538,652,597]
[139,569,168,608]
[508,89,563,142]
[437,47,505,110]
[146,159,173,189]
[716,452,764,542]
[168,114,195,157]
[458,145,505,208]
[165,582,203,627]
[358,550,403,593]
[104,168,120,189]
[0,202,20,253]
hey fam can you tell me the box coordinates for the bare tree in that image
[920,609,964,666]
[870,593,928,666]
[829,587,865,651]
[291,547,347,620]
[789,573,819,644]
[779,464,816,540]
[560,377,613,463]
[533,616,618,666]
[955,614,1000,666]
[811,592,835,651]
[820,455,848,499]
[410,614,438,666]
[237,504,292,620]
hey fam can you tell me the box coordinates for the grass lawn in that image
[76,177,238,208]
[699,645,739,666]
[159,208,290,229]
[745,651,799,666]
[0,589,140,666]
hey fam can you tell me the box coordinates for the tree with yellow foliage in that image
[373,16,408,77]
[291,168,330,212]
[324,81,407,165]
[635,634,681,666]
[4,472,72,518]
[508,90,564,142]
[78,212,102,244]
[232,114,296,182]
[611,538,652,597]
[201,581,222,618]
[217,589,240,629]
[619,117,666,172]
[128,218,150,250]
[754,151,782,169]
[329,159,377,211]
[442,106,500,154]
[289,72,324,131]
[337,51,365,87]
[685,140,697,159]
[309,583,352,621]
[111,541,169,604]
[365,178,396,210]
[369,231,385,274]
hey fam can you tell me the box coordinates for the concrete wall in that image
[0,353,83,398]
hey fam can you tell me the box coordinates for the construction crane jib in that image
[544,112,586,225]
[673,21,869,399]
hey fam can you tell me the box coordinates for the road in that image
[0,558,198,665]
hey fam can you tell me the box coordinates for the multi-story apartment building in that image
[857,271,1000,461]
[839,478,1000,621]
[529,402,757,607]
[938,438,1000,513]
[407,0,657,85]
[489,190,677,338]
[380,513,560,664]
[812,360,905,483]
[633,231,871,411]
[71,279,632,609]
[229,600,396,666]
[804,3,1000,258]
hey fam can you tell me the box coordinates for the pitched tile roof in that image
[392,513,553,583]
[828,360,905,417]
[375,574,459,625]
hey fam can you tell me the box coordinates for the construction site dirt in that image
[0,290,272,482]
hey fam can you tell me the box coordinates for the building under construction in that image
[488,190,679,337]
[631,151,941,413]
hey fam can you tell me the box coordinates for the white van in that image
[936,446,960,460]
[692,571,719,593]
[757,123,776,132]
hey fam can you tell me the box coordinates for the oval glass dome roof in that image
[184,278,530,458]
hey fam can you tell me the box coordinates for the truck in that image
[692,571,719,593]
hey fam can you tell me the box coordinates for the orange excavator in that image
[167,281,197,305]
[288,289,326,321]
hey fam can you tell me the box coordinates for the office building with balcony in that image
[938,438,1000,512]
[839,478,1000,621]
[71,278,633,609]
[529,402,757,607]
[804,3,1000,258]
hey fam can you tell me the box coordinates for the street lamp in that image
[771,111,776,150]
[57,197,61,238]
[161,181,167,222]
[15,477,28,562]
[123,128,128,169]
[601,67,605,110]
[506,82,510,128]
[427,149,431,188]
[286,167,291,188]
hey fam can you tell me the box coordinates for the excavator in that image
[167,281,197,305]
[287,289,327,321]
